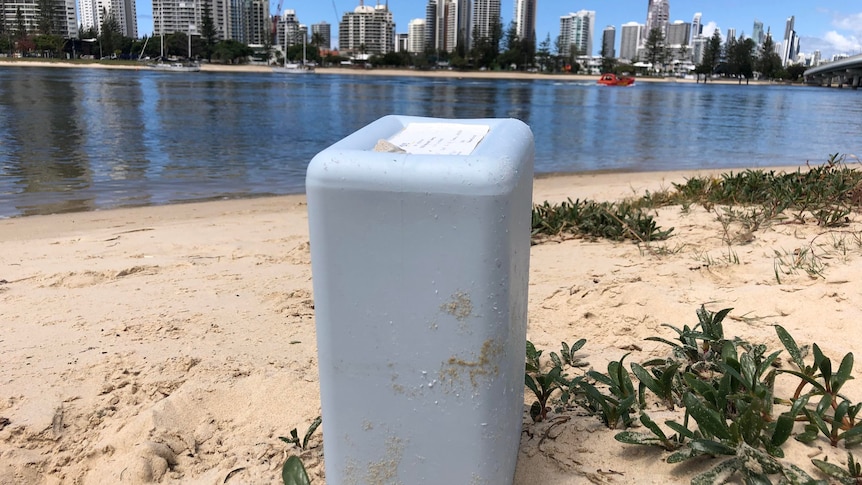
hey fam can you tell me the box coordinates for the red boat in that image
[597,73,635,86]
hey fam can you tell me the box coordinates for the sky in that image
[135,1,862,59]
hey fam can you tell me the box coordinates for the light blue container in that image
[306,115,534,484]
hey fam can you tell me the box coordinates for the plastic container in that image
[307,115,534,484]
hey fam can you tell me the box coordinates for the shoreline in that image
[2,166,812,220]
[0,58,792,85]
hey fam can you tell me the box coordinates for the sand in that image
[2,168,860,484]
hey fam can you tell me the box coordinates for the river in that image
[0,67,859,218]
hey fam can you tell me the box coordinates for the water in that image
[0,67,859,218]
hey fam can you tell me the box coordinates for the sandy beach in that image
[2,166,860,484]
[0,58,783,85]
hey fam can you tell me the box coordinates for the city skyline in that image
[129,0,862,59]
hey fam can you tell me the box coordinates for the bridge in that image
[804,53,862,89]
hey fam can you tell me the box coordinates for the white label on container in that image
[387,123,490,155]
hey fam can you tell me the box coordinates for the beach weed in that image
[282,455,312,485]
[579,354,638,429]
[279,416,322,451]
[525,339,587,422]
[811,452,862,484]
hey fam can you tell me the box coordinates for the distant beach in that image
[0,57,780,84]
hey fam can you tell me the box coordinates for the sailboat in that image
[150,7,201,72]
[273,27,314,74]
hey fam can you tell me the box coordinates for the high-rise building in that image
[312,22,332,49]
[752,20,764,46]
[408,18,426,53]
[338,2,395,55]
[666,20,690,47]
[154,0,199,37]
[690,12,701,44]
[619,22,642,62]
[558,10,594,57]
[782,15,799,65]
[3,0,78,39]
[453,0,471,51]
[644,0,669,42]
[277,9,301,48]
[513,0,537,49]
[472,0,500,43]
[691,34,705,64]
[601,25,615,58]
[425,0,465,53]
[79,0,136,37]
[726,28,736,42]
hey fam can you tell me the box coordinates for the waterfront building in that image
[601,25,615,58]
[408,18,426,53]
[558,10,594,57]
[691,34,705,64]
[453,0,471,52]
[513,0,537,49]
[338,1,395,55]
[79,0,136,38]
[395,33,408,52]
[666,20,689,47]
[312,22,331,49]
[752,20,764,46]
[277,9,302,48]
[782,15,799,66]
[2,0,78,39]
[619,21,642,62]
[472,0,500,44]
[644,0,669,42]
[424,0,465,53]
[690,12,701,44]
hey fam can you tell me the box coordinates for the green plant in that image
[282,455,311,485]
[775,326,862,448]
[579,354,637,429]
[812,452,862,484]
[525,339,587,422]
[279,416,322,451]
[525,340,565,422]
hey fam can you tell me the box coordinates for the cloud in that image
[701,21,721,39]
[832,13,862,34]
[822,31,862,54]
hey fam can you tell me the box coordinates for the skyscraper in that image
[644,0,669,42]
[782,15,799,66]
[558,10,594,57]
[752,20,764,46]
[666,21,690,47]
[453,0,471,51]
[513,0,537,49]
[80,0,136,37]
[338,2,395,55]
[425,0,467,53]
[726,28,736,42]
[408,18,426,53]
[601,25,615,58]
[472,0,500,43]
[312,22,332,49]
[619,21,643,61]
[690,12,702,44]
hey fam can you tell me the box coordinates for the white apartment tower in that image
[644,0,669,41]
[338,2,395,55]
[1,0,78,38]
[690,12,701,44]
[619,21,643,62]
[408,18,426,53]
[558,10,594,57]
[472,0,500,43]
[513,0,537,48]
[80,0,137,37]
